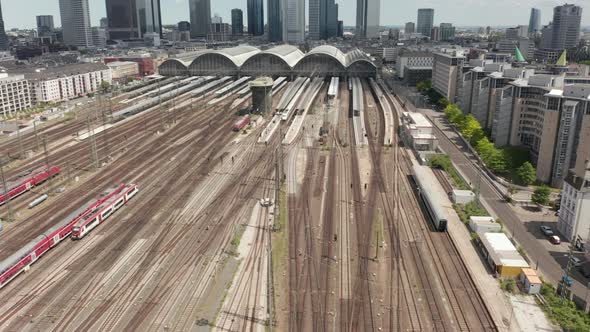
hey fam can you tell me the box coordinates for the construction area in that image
[0,72,499,331]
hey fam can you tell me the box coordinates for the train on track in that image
[0,165,60,206]
[232,114,251,131]
[0,183,138,289]
[412,164,448,231]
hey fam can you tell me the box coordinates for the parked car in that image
[549,235,561,245]
[540,226,554,237]
[579,263,590,278]
[572,256,583,267]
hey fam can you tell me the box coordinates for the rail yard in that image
[0,74,497,331]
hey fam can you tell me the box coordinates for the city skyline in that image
[2,0,589,30]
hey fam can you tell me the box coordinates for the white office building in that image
[558,162,590,249]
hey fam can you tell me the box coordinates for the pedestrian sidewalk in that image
[444,202,521,332]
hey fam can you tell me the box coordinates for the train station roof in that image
[259,45,304,68]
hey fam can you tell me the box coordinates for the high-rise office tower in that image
[551,4,582,50]
[231,9,243,36]
[0,2,6,50]
[326,0,339,38]
[529,8,541,34]
[439,23,455,41]
[178,21,191,32]
[268,0,283,41]
[247,0,264,36]
[106,0,161,39]
[59,0,93,47]
[106,0,138,39]
[310,0,339,40]
[417,8,434,37]
[137,0,162,38]
[309,0,322,39]
[36,15,55,36]
[284,0,305,43]
[405,22,415,34]
[189,0,211,38]
[356,0,380,38]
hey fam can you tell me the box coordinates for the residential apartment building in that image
[25,63,112,103]
[0,74,32,117]
[432,52,465,103]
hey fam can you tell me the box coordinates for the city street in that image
[420,108,590,305]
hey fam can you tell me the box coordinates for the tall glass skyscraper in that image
[189,0,211,38]
[551,4,582,50]
[231,9,244,36]
[0,2,7,50]
[59,0,93,47]
[417,8,434,37]
[136,0,162,38]
[356,0,380,38]
[284,0,305,43]
[268,0,282,41]
[106,0,138,39]
[528,8,541,34]
[248,0,264,36]
[106,0,161,39]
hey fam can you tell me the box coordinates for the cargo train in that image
[0,183,138,289]
[0,165,60,206]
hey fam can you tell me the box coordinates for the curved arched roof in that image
[306,45,347,67]
[261,45,305,68]
[189,45,261,68]
[159,45,377,77]
[345,49,375,67]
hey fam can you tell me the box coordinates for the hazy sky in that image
[2,0,589,30]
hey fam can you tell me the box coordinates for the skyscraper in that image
[284,0,305,43]
[356,0,380,38]
[417,8,434,37]
[551,4,582,50]
[178,21,191,32]
[59,0,93,47]
[189,0,211,38]
[326,0,339,38]
[439,23,455,41]
[231,9,243,36]
[137,0,162,38]
[0,2,6,50]
[106,0,161,39]
[405,22,415,34]
[268,0,283,42]
[309,0,321,39]
[529,8,541,34]
[247,0,264,36]
[36,16,55,36]
[106,0,138,39]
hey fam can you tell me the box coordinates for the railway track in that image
[0,85,286,328]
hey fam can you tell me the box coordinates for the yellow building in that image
[479,232,529,277]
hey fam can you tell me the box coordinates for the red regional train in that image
[0,183,138,289]
[232,114,251,131]
[0,165,60,205]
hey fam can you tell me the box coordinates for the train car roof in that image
[0,235,45,274]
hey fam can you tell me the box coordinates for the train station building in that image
[159,45,377,78]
